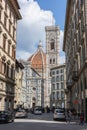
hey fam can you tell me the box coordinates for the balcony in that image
[72,71,78,81]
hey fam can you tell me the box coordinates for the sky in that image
[17,0,67,64]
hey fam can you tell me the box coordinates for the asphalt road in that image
[0,113,87,130]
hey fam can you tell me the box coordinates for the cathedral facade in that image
[25,26,60,108]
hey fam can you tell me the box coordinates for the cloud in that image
[17,0,55,59]
[59,30,65,64]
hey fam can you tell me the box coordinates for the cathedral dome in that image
[27,41,46,75]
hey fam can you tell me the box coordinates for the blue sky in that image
[35,0,67,30]
[17,0,67,63]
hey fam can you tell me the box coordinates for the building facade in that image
[50,64,66,109]
[21,60,42,109]
[0,0,21,111]
[14,60,25,109]
[45,26,60,107]
[63,0,87,121]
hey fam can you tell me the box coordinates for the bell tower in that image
[45,26,60,107]
[45,26,60,67]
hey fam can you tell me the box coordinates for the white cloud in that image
[59,30,64,51]
[17,50,31,60]
[17,0,55,60]
[59,30,65,64]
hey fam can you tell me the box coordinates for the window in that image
[50,59,52,64]
[12,46,15,59]
[13,26,15,39]
[56,70,59,74]
[50,39,55,50]
[8,43,10,55]
[2,61,6,75]
[6,64,9,77]
[57,91,59,99]
[53,58,55,64]
[10,9,11,18]
[0,8,2,21]
[61,91,64,99]
[0,59,2,73]
[3,35,6,51]
[61,83,64,89]
[56,76,59,82]
[4,13,7,28]
[52,71,55,75]
[52,84,55,90]
[5,2,7,11]
[60,69,64,73]
[60,75,64,81]
[52,77,55,82]
[9,20,12,34]
[57,83,59,89]
[11,66,15,80]
[53,92,55,99]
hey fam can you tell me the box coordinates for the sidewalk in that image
[67,115,87,125]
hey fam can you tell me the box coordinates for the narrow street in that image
[0,113,87,130]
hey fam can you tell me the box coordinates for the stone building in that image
[0,0,21,111]
[50,64,66,109]
[14,60,24,109]
[63,0,87,121]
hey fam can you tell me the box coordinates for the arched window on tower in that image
[53,58,55,64]
[50,39,55,50]
[50,59,52,64]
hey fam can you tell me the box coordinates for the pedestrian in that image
[79,113,84,125]
[68,110,72,123]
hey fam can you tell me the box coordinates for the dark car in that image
[0,111,14,123]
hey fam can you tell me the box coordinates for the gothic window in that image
[9,20,12,34]
[3,35,6,51]
[50,39,55,50]
[0,8,2,21]
[8,43,10,55]
[12,46,15,59]
[2,61,6,75]
[53,58,55,64]
[50,59,52,64]
[4,13,7,28]
[0,60,1,73]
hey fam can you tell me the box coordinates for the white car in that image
[53,108,66,121]
[34,108,42,115]
[15,110,27,118]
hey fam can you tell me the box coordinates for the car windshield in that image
[0,111,9,114]
[35,109,41,111]
[56,109,64,113]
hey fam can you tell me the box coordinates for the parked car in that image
[53,108,66,121]
[15,109,27,118]
[34,108,42,115]
[0,111,14,123]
